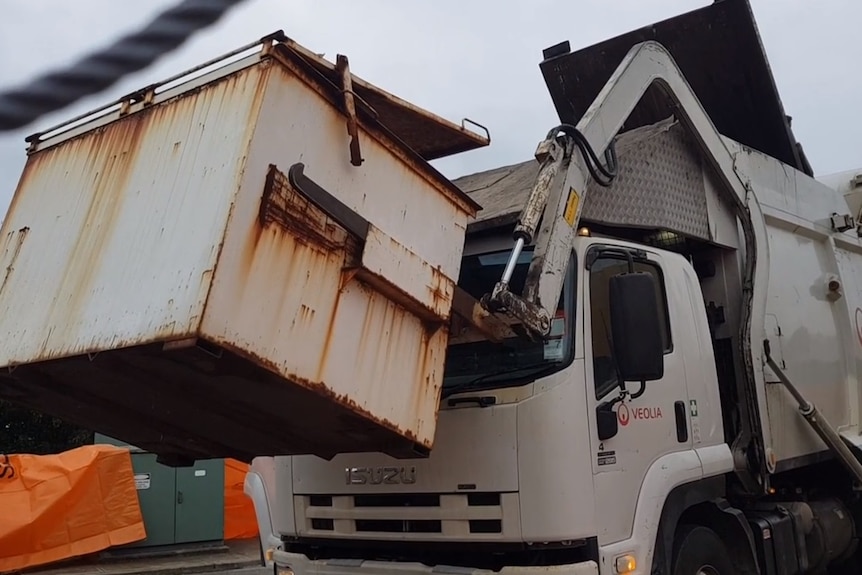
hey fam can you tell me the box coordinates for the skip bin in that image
[0,33,487,464]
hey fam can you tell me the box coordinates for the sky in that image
[0,0,859,222]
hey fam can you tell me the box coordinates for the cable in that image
[0,0,249,133]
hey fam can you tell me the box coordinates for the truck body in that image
[263,121,862,574]
[3,1,862,575]
[258,3,862,575]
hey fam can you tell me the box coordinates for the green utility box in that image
[95,434,225,548]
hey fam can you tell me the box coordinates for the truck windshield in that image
[442,247,574,396]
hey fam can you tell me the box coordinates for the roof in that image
[279,35,490,162]
[537,0,812,176]
[454,159,539,233]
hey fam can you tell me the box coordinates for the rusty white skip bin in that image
[0,34,487,464]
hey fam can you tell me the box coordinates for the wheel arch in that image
[652,476,759,574]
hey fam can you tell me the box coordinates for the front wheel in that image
[672,524,737,575]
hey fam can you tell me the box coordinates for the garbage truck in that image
[1,1,861,574]
[241,3,862,575]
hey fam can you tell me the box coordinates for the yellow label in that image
[563,187,580,226]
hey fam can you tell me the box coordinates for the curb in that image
[100,544,231,563]
[95,558,262,575]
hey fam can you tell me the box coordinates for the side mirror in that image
[608,271,664,382]
[596,401,619,441]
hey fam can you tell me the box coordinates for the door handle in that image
[177,490,184,504]
[674,401,688,443]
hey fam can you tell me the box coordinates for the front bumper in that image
[273,551,599,575]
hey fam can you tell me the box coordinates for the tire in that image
[672,524,737,575]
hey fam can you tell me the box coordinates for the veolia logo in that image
[617,404,663,427]
[632,407,663,420]
[617,404,630,426]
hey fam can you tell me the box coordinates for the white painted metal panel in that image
[760,223,850,463]
[0,63,269,365]
[285,404,521,541]
[290,404,520,495]
[736,142,862,466]
[0,42,478,460]
[199,61,473,449]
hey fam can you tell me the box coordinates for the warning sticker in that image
[563,187,580,226]
[134,473,151,490]
[597,450,617,466]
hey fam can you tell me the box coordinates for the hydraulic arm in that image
[479,38,771,494]
[481,40,759,343]
[480,121,618,338]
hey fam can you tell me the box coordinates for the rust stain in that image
[198,64,275,322]
[412,326,434,420]
[241,214,264,280]
[267,45,480,217]
[352,287,377,372]
[347,285,439,434]
[259,164,361,256]
[312,278,441,442]
[243,162,367,372]
[298,304,315,324]
[352,266,446,326]
[379,232,453,318]
[214,337,424,445]
[47,116,148,332]
[427,265,452,316]
[0,227,29,297]
[314,287,342,383]
[26,68,271,353]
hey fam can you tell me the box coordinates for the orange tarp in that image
[0,444,145,573]
[224,458,258,540]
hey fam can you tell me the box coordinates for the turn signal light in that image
[615,554,637,574]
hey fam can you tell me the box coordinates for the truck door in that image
[583,246,692,544]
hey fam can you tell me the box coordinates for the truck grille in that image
[297,492,515,540]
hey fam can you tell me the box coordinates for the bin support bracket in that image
[287,162,369,240]
[336,54,363,167]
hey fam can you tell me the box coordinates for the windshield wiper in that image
[441,361,562,399]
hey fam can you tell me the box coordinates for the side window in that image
[589,255,671,399]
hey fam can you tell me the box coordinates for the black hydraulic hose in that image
[546,123,618,187]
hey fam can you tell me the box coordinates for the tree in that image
[0,400,92,455]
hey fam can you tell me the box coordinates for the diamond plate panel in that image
[583,116,711,241]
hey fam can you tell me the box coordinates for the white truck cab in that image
[268,225,739,575]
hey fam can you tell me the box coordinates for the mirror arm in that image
[603,387,631,409]
[624,250,635,273]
